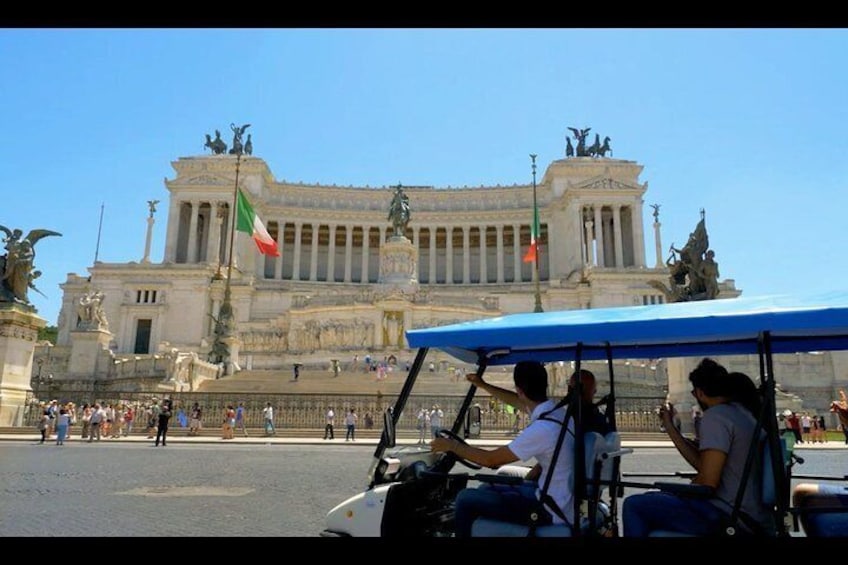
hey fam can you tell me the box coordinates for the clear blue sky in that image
[2,28,847,325]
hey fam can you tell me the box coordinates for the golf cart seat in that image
[471,431,628,537]
[648,438,783,537]
[795,484,848,537]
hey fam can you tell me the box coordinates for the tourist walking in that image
[222,405,236,440]
[37,412,49,444]
[235,402,248,437]
[345,408,358,441]
[155,399,172,447]
[416,406,430,444]
[55,408,70,446]
[323,407,335,440]
[88,403,104,442]
[189,402,202,436]
[80,404,91,440]
[124,404,134,436]
[263,402,276,436]
[429,404,444,438]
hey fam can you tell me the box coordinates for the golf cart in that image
[321,291,848,537]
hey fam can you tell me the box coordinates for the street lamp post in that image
[530,154,543,313]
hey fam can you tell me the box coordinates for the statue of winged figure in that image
[0,225,62,306]
[147,199,160,217]
[568,127,592,156]
[229,123,251,156]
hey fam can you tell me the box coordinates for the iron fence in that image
[22,390,667,434]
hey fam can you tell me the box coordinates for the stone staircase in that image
[196,367,518,396]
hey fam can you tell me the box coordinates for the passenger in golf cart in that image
[430,361,613,537]
[623,358,777,537]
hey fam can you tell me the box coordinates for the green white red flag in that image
[236,188,280,256]
[523,197,540,263]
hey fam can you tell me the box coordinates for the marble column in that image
[654,219,664,269]
[309,223,319,281]
[274,222,284,280]
[142,214,155,263]
[187,200,199,263]
[429,228,437,284]
[594,205,605,268]
[512,224,522,282]
[462,226,470,284]
[292,222,303,281]
[361,226,371,283]
[584,219,595,267]
[613,205,624,268]
[496,225,504,283]
[479,225,488,283]
[446,227,454,284]
[209,204,223,266]
[344,224,353,283]
[633,202,646,268]
[327,224,337,282]
[164,198,180,262]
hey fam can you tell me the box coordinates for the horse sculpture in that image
[204,130,228,155]
[586,133,602,157]
[597,136,612,157]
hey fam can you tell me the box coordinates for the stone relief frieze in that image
[240,330,288,352]
[583,178,633,191]
[184,175,232,186]
[0,323,38,341]
[288,319,375,352]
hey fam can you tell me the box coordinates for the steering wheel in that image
[433,428,482,471]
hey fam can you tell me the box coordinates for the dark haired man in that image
[622,358,775,536]
[155,398,172,447]
[431,361,575,537]
[568,369,611,436]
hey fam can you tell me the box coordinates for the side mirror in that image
[383,407,396,448]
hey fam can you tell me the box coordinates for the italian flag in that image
[236,188,280,256]
[523,198,540,263]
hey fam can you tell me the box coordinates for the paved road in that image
[1,438,846,537]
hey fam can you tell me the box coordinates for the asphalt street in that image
[2,438,847,539]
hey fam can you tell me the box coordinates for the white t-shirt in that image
[344,412,358,426]
[429,408,443,428]
[90,408,104,424]
[263,406,274,420]
[507,399,575,525]
[326,409,335,425]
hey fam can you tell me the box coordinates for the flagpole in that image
[225,153,242,284]
[212,124,248,375]
[93,202,104,263]
[531,154,543,313]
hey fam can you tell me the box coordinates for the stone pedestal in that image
[378,235,419,292]
[223,335,242,376]
[0,306,46,426]
[69,328,113,377]
[376,236,419,349]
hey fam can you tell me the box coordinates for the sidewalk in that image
[2,432,846,449]
[0,432,666,448]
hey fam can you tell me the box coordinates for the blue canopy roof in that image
[405,291,848,366]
